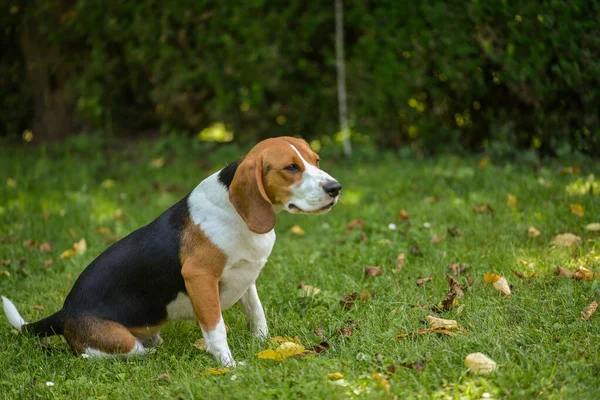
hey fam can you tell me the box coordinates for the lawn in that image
[1,135,599,399]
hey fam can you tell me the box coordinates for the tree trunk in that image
[19,16,77,140]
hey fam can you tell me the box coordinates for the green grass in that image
[1,135,599,399]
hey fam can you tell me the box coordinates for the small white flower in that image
[423,222,431,228]
[81,353,89,359]
[46,381,55,387]
[482,393,491,399]
[231,374,237,381]
[388,223,397,230]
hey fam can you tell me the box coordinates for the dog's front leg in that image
[182,260,236,367]
[240,283,269,340]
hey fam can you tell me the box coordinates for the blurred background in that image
[1,0,599,158]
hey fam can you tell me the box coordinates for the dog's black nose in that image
[323,181,342,197]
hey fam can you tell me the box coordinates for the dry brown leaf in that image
[416,277,433,287]
[315,327,325,338]
[42,259,54,268]
[410,246,423,256]
[425,316,458,329]
[506,194,518,208]
[394,253,405,273]
[528,226,541,237]
[483,273,501,284]
[22,239,38,248]
[447,226,463,237]
[328,372,344,380]
[441,290,457,311]
[155,373,171,381]
[338,327,352,337]
[574,267,594,281]
[464,352,497,375]
[555,266,575,279]
[398,209,409,220]
[360,290,374,303]
[581,300,598,321]
[308,341,329,354]
[569,204,584,217]
[447,263,470,276]
[290,225,305,235]
[96,227,112,235]
[200,368,231,376]
[256,342,305,361]
[192,338,206,351]
[493,277,511,296]
[446,274,465,297]
[299,282,321,296]
[430,234,442,245]
[365,265,382,277]
[346,219,365,232]
[513,270,536,279]
[472,204,494,215]
[39,242,52,252]
[32,305,44,311]
[340,292,358,311]
[551,233,581,247]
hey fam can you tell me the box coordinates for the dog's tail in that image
[2,296,64,337]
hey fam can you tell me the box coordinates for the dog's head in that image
[229,137,341,234]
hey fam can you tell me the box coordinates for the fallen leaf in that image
[430,234,442,245]
[308,341,329,354]
[464,353,497,375]
[192,338,206,351]
[574,267,594,281]
[39,242,52,252]
[0,271,11,278]
[299,282,321,296]
[0,260,11,266]
[96,227,112,235]
[43,259,54,268]
[416,277,433,287]
[447,263,470,276]
[440,290,457,311]
[372,373,390,392]
[360,290,374,303]
[493,277,511,296]
[398,209,409,220]
[7,177,17,188]
[270,336,300,345]
[361,232,369,242]
[339,292,358,311]
[151,157,165,169]
[585,223,600,232]
[394,253,405,273]
[483,273,501,284]
[32,305,44,311]
[513,270,536,279]
[551,233,581,247]
[581,300,598,321]
[200,368,231,376]
[478,156,490,169]
[506,194,518,208]
[426,316,458,329]
[569,204,584,217]
[400,358,430,371]
[315,327,325,338]
[447,226,463,237]
[256,342,305,361]
[290,225,305,235]
[328,372,344,380]
[346,219,365,232]
[555,266,575,279]
[446,274,465,297]
[339,327,352,337]
[365,265,382,277]
[155,373,171,381]
[528,226,541,237]
[60,238,87,259]
[22,239,38,248]
[472,204,494,215]
[409,246,423,256]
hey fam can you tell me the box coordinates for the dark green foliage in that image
[2,1,599,155]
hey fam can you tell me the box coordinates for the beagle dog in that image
[2,136,341,366]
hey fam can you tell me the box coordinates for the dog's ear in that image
[229,154,276,234]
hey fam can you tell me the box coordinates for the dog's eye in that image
[284,163,300,173]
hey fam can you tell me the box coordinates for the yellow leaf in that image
[7,178,17,188]
[575,266,594,281]
[60,238,87,259]
[528,226,541,237]
[150,158,165,169]
[256,342,305,361]
[569,204,584,217]
[200,368,231,376]
[493,276,511,296]
[60,249,76,259]
[192,338,206,351]
[464,352,497,375]
[372,373,390,392]
[506,194,518,208]
[299,282,321,297]
[483,273,501,284]
[551,233,581,247]
[478,156,490,169]
[425,316,458,329]
[290,225,305,235]
[328,372,344,380]
[97,227,112,235]
[270,336,300,345]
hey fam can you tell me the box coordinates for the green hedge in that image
[2,1,599,156]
